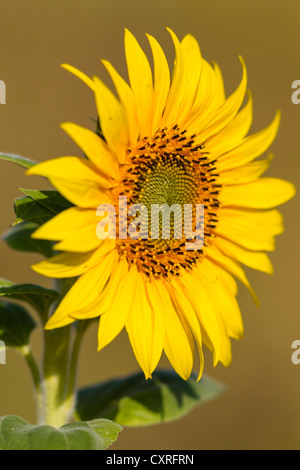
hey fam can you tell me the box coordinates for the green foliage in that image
[4,189,73,257]
[0,153,37,169]
[0,279,60,319]
[0,301,36,348]
[76,370,225,427]
[0,415,122,450]
[3,221,54,257]
[14,189,73,226]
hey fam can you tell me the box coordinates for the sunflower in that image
[27,29,295,380]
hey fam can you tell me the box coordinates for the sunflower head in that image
[27,29,295,381]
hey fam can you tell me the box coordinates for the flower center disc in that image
[113,125,221,280]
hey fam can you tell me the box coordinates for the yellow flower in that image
[27,29,295,380]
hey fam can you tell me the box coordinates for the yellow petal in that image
[215,208,284,251]
[180,266,231,367]
[220,177,296,209]
[178,34,202,123]
[124,29,154,137]
[102,59,139,144]
[206,91,253,158]
[185,59,218,133]
[168,280,204,380]
[126,277,165,379]
[146,34,170,134]
[161,28,186,127]
[215,236,273,274]
[207,244,258,305]
[27,156,112,208]
[161,285,194,380]
[145,281,166,373]
[218,154,273,185]
[32,207,103,253]
[212,61,226,108]
[218,268,238,296]
[60,122,119,178]
[97,264,138,351]
[61,64,95,91]
[93,76,128,163]
[45,249,117,329]
[198,56,247,143]
[164,315,194,381]
[32,239,116,278]
[70,257,130,320]
[198,259,243,341]
[217,111,280,171]
[163,30,202,127]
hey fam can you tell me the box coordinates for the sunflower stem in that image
[19,345,44,424]
[33,275,91,428]
[66,320,89,401]
[41,326,73,427]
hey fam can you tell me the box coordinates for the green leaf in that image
[14,197,53,226]
[76,370,225,427]
[14,189,73,225]
[0,416,122,450]
[3,221,54,257]
[0,279,60,318]
[0,152,37,169]
[84,419,123,448]
[0,301,36,348]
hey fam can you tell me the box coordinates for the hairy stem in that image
[41,326,73,427]
[20,346,44,424]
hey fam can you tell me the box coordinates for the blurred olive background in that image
[0,0,299,450]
